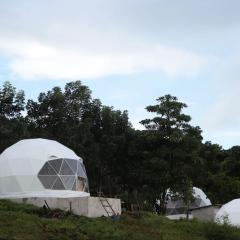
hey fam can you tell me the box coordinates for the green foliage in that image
[140,94,191,135]
[0,81,28,153]
[0,81,25,118]
[195,143,240,204]
[139,95,202,213]
[2,81,240,207]
[204,221,240,240]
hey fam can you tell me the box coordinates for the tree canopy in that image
[0,81,240,212]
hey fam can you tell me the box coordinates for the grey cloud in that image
[1,0,240,148]
[1,0,240,49]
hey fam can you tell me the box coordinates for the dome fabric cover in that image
[215,199,240,226]
[166,187,211,215]
[0,138,90,198]
[192,187,211,206]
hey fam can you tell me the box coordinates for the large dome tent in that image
[0,138,89,198]
[215,199,240,226]
[166,187,212,215]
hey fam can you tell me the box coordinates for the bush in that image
[204,222,240,240]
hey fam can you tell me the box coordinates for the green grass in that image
[0,200,240,240]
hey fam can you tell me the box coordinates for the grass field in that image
[0,200,240,240]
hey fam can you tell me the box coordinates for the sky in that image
[0,0,240,148]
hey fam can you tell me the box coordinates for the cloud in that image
[199,55,240,148]
[0,0,218,80]
[0,37,207,80]
[204,57,240,130]
[1,0,240,148]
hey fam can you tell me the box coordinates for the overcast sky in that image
[1,0,240,148]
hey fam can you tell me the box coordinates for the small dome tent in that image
[166,187,211,215]
[0,138,89,199]
[215,199,240,226]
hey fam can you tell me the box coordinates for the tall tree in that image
[140,95,202,213]
[0,81,26,152]
[0,81,25,119]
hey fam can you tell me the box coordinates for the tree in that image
[26,86,66,140]
[206,146,240,204]
[140,94,202,214]
[3,81,240,210]
[0,81,26,152]
[25,81,132,196]
[140,95,191,139]
[0,81,25,119]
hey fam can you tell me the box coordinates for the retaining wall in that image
[12,196,121,217]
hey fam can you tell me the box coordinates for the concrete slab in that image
[11,196,121,217]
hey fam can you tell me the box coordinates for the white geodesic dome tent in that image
[0,138,90,199]
[166,187,212,215]
[215,199,240,226]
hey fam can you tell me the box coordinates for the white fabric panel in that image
[215,199,240,226]
[12,176,45,192]
[193,187,211,206]
[0,160,13,177]
[0,176,22,192]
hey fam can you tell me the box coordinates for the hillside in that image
[0,200,240,240]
